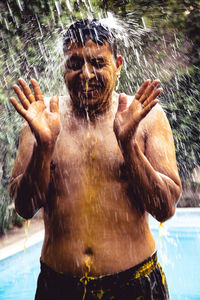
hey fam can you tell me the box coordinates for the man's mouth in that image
[82,88,96,93]
[81,84,103,97]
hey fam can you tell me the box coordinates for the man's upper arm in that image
[144,104,181,186]
[11,95,51,179]
[10,124,35,183]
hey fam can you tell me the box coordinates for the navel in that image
[84,247,93,256]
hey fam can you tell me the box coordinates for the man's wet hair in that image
[63,18,117,59]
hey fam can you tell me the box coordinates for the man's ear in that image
[116,56,123,76]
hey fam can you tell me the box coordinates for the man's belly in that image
[41,211,156,276]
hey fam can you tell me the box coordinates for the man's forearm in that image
[9,142,51,219]
[122,141,181,222]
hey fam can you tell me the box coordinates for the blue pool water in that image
[0,209,200,300]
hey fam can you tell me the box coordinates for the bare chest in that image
[51,125,125,189]
[46,120,145,216]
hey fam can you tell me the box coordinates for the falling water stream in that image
[0,0,200,299]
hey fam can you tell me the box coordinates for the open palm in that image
[114,80,162,146]
[10,78,60,153]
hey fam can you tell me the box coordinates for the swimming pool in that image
[150,208,200,300]
[0,208,200,300]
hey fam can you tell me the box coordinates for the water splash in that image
[24,219,30,251]
[0,0,199,232]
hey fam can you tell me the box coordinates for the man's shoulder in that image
[143,102,172,137]
[145,103,168,123]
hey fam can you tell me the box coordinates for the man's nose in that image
[80,62,95,80]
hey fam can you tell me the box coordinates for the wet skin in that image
[63,39,122,117]
[9,40,182,275]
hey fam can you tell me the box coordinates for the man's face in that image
[64,39,122,112]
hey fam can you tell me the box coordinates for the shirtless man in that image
[9,19,182,299]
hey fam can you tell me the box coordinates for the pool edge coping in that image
[0,229,44,261]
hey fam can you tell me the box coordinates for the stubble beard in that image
[70,86,115,120]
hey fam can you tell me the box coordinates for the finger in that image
[18,78,35,103]
[31,78,44,102]
[143,88,163,107]
[9,97,28,118]
[50,96,59,113]
[12,85,30,109]
[134,80,150,100]
[141,99,159,119]
[139,80,160,104]
[117,93,128,113]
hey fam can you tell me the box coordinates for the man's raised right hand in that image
[10,78,60,157]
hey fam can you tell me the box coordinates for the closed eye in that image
[91,58,105,69]
[66,57,84,70]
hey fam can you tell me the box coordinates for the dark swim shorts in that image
[35,252,169,300]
